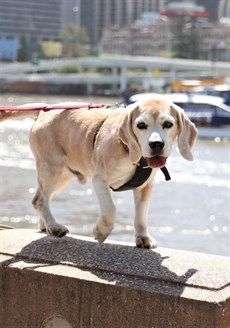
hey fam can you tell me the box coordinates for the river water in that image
[0,94,229,257]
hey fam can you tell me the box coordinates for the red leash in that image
[0,103,106,112]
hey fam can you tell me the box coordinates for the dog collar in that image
[110,158,171,192]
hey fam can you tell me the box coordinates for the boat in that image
[125,92,230,139]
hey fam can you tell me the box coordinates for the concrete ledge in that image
[0,229,229,328]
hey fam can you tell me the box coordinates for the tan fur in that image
[1,97,197,248]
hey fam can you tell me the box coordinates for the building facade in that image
[101,19,230,62]
[196,0,230,22]
[80,0,230,46]
[80,0,167,45]
[0,0,77,60]
[0,0,66,40]
[1,0,229,61]
[200,23,230,61]
[102,19,170,57]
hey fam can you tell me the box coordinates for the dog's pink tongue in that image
[147,156,166,168]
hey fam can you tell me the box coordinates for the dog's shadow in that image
[1,233,197,296]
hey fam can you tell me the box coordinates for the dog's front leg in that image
[133,183,158,249]
[92,175,116,243]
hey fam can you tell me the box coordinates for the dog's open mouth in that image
[146,156,166,168]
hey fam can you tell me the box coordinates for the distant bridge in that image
[1,55,227,74]
[0,55,228,93]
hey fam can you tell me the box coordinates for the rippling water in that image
[0,94,229,256]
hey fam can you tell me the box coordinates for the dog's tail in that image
[0,103,46,123]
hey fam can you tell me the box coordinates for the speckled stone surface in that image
[0,229,229,328]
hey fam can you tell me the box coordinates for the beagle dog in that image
[0,97,197,248]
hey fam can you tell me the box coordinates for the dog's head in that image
[119,96,198,168]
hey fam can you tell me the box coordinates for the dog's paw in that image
[136,235,158,249]
[47,224,69,238]
[93,225,113,243]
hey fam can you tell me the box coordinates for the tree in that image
[17,35,28,61]
[17,34,41,62]
[172,17,202,59]
[60,23,90,57]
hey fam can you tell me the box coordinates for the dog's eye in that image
[137,122,148,129]
[163,121,173,129]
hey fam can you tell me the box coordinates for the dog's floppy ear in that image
[119,105,142,164]
[171,104,198,161]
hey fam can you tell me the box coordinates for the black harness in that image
[111,158,171,192]
[93,118,171,192]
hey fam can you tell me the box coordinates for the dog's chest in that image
[107,157,136,190]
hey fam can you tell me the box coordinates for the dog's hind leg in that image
[32,164,73,237]
[92,175,116,242]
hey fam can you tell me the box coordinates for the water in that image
[0,94,229,257]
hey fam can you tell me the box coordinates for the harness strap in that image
[161,166,171,181]
[111,159,171,192]
[92,118,107,148]
[110,158,152,192]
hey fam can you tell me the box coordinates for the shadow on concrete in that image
[1,233,198,296]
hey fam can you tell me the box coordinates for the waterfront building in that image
[80,0,167,46]
[0,0,77,60]
[160,1,208,19]
[1,0,229,61]
[197,0,230,22]
[101,18,230,62]
[0,0,78,40]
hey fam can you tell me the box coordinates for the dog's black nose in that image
[149,141,164,152]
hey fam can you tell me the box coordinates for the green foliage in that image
[17,35,28,62]
[172,17,202,59]
[60,23,90,57]
[17,35,41,62]
[58,63,82,74]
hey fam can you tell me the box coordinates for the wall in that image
[0,228,229,328]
